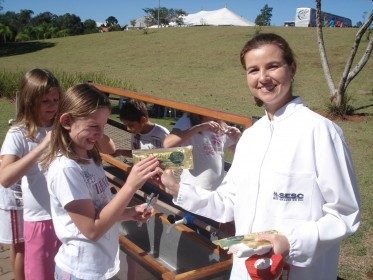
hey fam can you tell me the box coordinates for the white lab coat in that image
[175,97,360,280]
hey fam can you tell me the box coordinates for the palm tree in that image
[0,23,12,43]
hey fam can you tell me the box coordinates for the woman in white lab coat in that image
[160,33,361,280]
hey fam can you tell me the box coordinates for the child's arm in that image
[120,204,154,222]
[163,121,222,148]
[110,148,132,158]
[97,134,132,157]
[64,156,160,241]
[96,134,116,154]
[0,131,50,188]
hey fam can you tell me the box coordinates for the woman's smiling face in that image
[244,44,296,114]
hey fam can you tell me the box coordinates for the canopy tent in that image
[183,7,255,27]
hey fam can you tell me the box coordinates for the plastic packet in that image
[213,230,278,250]
[132,145,193,170]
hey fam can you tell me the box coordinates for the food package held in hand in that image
[213,230,278,258]
[132,145,193,170]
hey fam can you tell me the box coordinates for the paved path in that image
[0,245,13,280]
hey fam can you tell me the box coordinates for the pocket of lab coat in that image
[269,171,315,220]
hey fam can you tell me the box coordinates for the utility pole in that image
[157,0,160,28]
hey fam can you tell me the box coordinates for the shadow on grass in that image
[0,41,56,57]
[355,103,373,112]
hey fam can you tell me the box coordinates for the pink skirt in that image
[24,219,61,280]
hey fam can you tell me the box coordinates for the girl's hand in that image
[197,121,222,134]
[160,169,180,198]
[131,203,154,222]
[257,233,290,257]
[125,156,161,191]
[39,131,52,150]
[226,126,241,142]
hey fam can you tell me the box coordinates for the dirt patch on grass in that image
[327,114,369,122]
[317,110,370,122]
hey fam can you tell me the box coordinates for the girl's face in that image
[38,87,60,126]
[67,108,110,158]
[244,44,295,114]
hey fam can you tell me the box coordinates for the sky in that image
[1,0,372,27]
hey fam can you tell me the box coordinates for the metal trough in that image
[118,210,232,280]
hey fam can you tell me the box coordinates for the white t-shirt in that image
[174,114,234,191]
[47,155,119,280]
[131,123,169,149]
[1,125,51,221]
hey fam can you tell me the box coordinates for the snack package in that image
[132,145,193,170]
[213,230,278,258]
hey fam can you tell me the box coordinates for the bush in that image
[0,69,135,99]
[326,99,355,117]
[0,69,23,99]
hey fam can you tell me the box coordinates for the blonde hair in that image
[42,83,111,167]
[16,68,61,140]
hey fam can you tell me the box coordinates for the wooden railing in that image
[93,83,252,128]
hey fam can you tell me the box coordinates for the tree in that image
[0,11,20,38]
[18,9,34,26]
[315,0,373,115]
[30,12,57,26]
[55,13,84,35]
[18,25,35,41]
[105,16,118,27]
[354,21,363,28]
[130,19,136,28]
[143,7,186,27]
[105,16,121,31]
[0,23,12,43]
[255,4,273,26]
[174,9,186,26]
[83,19,98,34]
[15,31,30,42]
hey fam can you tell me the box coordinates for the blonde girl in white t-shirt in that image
[42,83,161,279]
[0,68,62,280]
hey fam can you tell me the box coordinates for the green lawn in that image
[1,27,372,116]
[0,26,372,279]
[0,99,16,142]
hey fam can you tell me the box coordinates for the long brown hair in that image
[42,83,111,167]
[240,33,297,107]
[16,68,61,140]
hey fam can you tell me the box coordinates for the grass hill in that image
[0,26,372,117]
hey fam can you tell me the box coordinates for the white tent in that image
[183,7,255,27]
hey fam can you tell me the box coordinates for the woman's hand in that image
[257,232,290,257]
